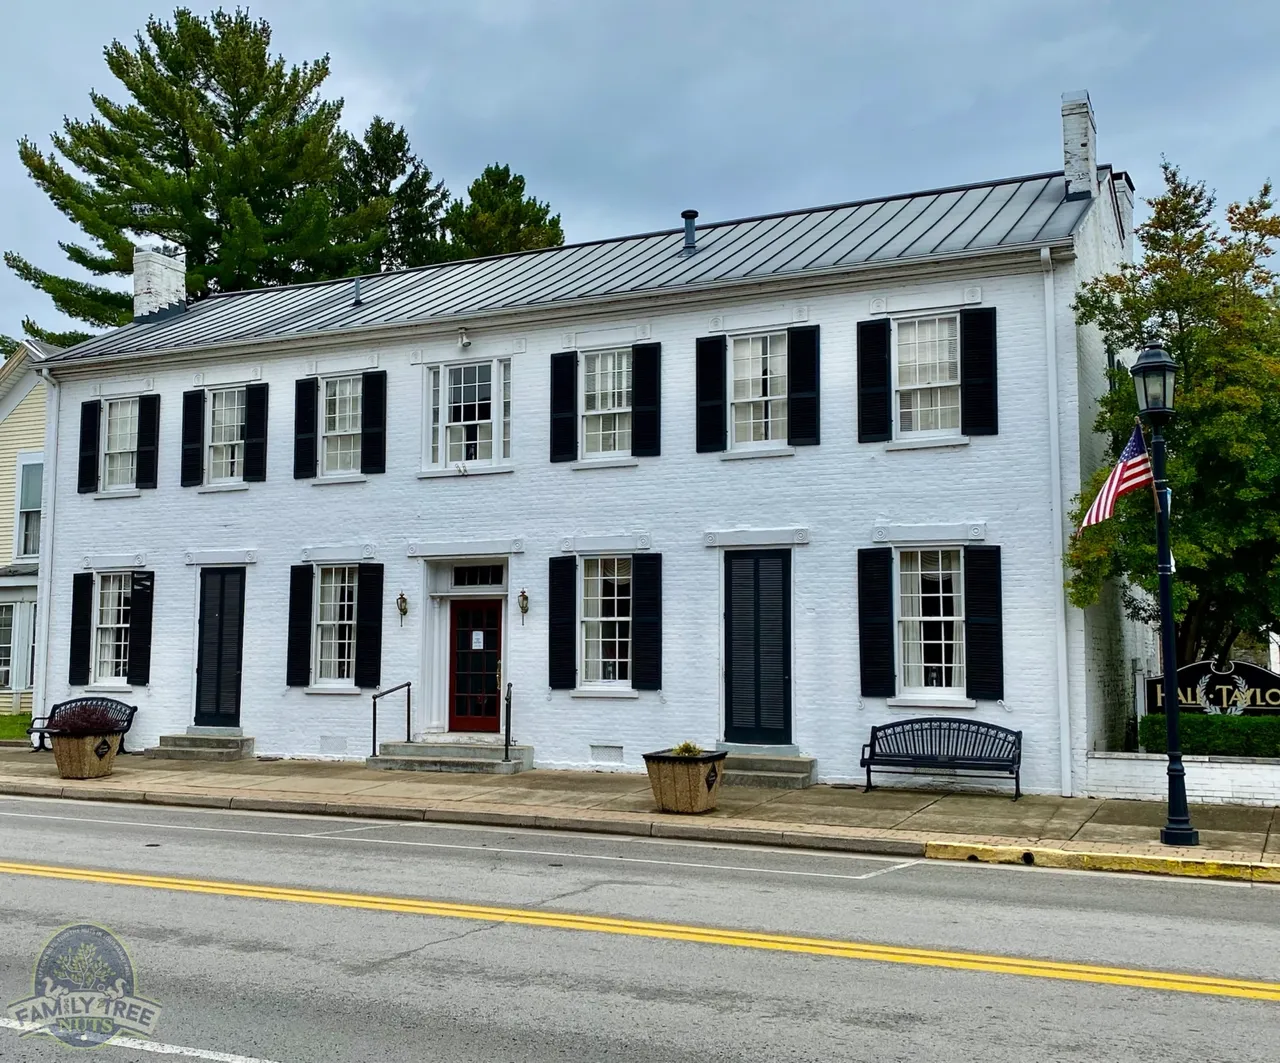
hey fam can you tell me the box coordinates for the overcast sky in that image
[2,0,1277,341]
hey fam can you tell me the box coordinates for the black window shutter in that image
[964,545,1004,700]
[631,553,662,690]
[77,401,100,494]
[857,547,895,697]
[630,343,661,457]
[135,394,161,489]
[68,572,94,684]
[286,564,314,686]
[243,382,269,482]
[126,570,155,685]
[354,562,384,687]
[786,325,820,446]
[550,351,577,462]
[360,370,387,474]
[548,555,577,688]
[181,390,205,487]
[961,307,998,436]
[293,378,319,479]
[857,320,892,443]
[695,335,726,453]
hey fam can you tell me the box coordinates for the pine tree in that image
[4,7,387,341]
[444,164,564,259]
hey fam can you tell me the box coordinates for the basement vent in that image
[318,735,348,755]
[590,744,624,764]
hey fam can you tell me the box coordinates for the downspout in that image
[33,366,59,725]
[1041,246,1074,796]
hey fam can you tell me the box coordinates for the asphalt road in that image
[1,795,1278,1062]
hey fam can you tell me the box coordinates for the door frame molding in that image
[191,565,247,728]
[719,547,794,745]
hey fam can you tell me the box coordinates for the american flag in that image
[1080,426,1154,529]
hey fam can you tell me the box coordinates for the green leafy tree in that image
[1067,163,1280,665]
[4,7,387,342]
[335,117,450,272]
[444,164,563,259]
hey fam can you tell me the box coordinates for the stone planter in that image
[50,734,121,780]
[642,749,728,813]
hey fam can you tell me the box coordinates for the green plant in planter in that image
[669,741,705,757]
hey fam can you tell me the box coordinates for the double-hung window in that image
[897,548,965,693]
[102,398,140,490]
[209,388,247,482]
[582,349,631,457]
[581,556,631,685]
[314,565,358,683]
[93,572,133,685]
[0,604,13,690]
[426,359,511,468]
[730,332,788,446]
[322,376,362,475]
[15,456,41,558]
[895,315,961,437]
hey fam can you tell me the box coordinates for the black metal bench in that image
[860,717,1022,800]
[28,697,138,754]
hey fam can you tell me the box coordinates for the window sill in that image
[85,683,133,694]
[312,474,367,486]
[886,695,977,710]
[197,482,250,494]
[417,464,514,480]
[884,435,970,452]
[570,687,640,699]
[570,457,639,471]
[304,685,363,695]
[719,446,795,462]
[93,489,141,500]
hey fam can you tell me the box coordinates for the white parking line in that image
[0,1018,282,1062]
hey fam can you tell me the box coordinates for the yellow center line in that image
[2,859,1275,1002]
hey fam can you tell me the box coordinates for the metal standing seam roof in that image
[51,170,1093,363]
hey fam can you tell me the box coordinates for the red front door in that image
[448,599,502,732]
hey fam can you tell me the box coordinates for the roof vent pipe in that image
[681,209,699,255]
[351,276,363,306]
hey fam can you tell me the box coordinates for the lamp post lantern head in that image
[1131,340,1176,422]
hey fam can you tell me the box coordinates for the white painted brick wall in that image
[1086,752,1280,806]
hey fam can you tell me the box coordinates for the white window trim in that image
[206,386,247,485]
[891,313,964,443]
[320,375,363,478]
[576,554,634,693]
[579,346,632,461]
[892,546,967,700]
[311,563,358,688]
[100,397,140,492]
[727,329,790,451]
[13,450,43,561]
[423,358,511,473]
[91,570,133,688]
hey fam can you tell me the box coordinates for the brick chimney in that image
[1061,90,1097,201]
[133,248,187,321]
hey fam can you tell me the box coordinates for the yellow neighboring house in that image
[0,339,56,715]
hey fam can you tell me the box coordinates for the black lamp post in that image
[1131,341,1198,846]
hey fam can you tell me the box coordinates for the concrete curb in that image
[3,779,1275,880]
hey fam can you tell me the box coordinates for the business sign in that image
[1146,659,1280,715]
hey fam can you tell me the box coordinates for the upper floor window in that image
[323,376,362,475]
[731,332,788,447]
[895,315,961,437]
[15,456,41,558]
[102,398,139,490]
[582,349,631,458]
[427,359,511,468]
[898,548,965,693]
[209,388,247,482]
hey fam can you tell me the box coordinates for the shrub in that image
[1138,713,1280,758]
[669,741,705,757]
[53,704,123,737]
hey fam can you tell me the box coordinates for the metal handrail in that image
[503,683,513,762]
[371,681,411,757]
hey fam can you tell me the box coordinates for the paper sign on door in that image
[471,630,485,650]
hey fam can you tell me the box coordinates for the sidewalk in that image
[1,748,1276,882]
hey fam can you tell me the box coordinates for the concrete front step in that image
[366,752,531,774]
[376,741,514,761]
[145,734,255,761]
[722,754,817,789]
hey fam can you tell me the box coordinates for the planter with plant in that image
[49,705,127,780]
[642,742,729,813]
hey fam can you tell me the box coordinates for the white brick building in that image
[33,93,1144,794]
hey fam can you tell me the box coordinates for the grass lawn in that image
[0,712,31,740]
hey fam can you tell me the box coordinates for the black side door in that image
[724,550,791,744]
[195,567,246,727]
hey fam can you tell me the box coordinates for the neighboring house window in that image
[94,572,132,684]
[582,348,631,457]
[581,556,631,684]
[102,398,139,489]
[0,604,13,689]
[731,332,787,446]
[28,603,36,689]
[209,387,246,482]
[322,376,362,475]
[895,315,961,436]
[898,548,964,692]
[314,565,357,683]
[426,359,511,467]
[15,457,41,558]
